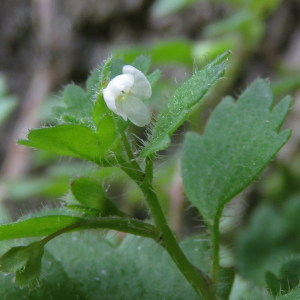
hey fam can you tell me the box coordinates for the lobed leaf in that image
[53,57,113,128]
[140,50,231,157]
[182,79,292,230]
[52,84,94,128]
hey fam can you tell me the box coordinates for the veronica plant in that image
[0,52,295,300]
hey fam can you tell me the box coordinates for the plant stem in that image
[122,155,217,300]
[41,217,161,246]
[116,118,142,174]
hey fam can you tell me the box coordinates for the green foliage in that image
[279,259,300,296]
[52,84,94,127]
[0,215,83,241]
[113,40,194,66]
[238,194,300,286]
[53,58,112,128]
[0,242,44,288]
[140,50,231,157]
[70,177,106,209]
[2,47,296,299]
[17,57,119,165]
[265,259,300,298]
[0,233,211,299]
[0,246,31,273]
[277,289,300,300]
[204,11,264,49]
[18,124,116,165]
[70,177,123,217]
[265,271,281,298]
[151,0,282,16]
[131,55,151,74]
[182,79,291,230]
[14,242,44,288]
[271,74,300,96]
[216,267,235,300]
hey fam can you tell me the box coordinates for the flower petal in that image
[123,65,152,99]
[105,73,134,98]
[103,87,127,120]
[116,95,150,127]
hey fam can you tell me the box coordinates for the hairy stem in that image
[116,118,142,174]
[41,217,161,245]
[121,155,217,300]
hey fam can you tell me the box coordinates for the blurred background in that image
[1,0,300,289]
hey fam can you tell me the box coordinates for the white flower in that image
[103,65,152,127]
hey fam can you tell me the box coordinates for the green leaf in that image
[182,79,292,230]
[271,74,300,96]
[113,40,194,66]
[52,84,94,128]
[0,216,83,241]
[96,114,117,148]
[0,233,212,299]
[0,249,86,299]
[140,50,231,157]
[86,68,102,99]
[14,242,44,288]
[131,55,151,75]
[53,57,114,129]
[108,58,126,78]
[66,205,100,217]
[147,69,161,86]
[92,93,110,127]
[0,246,31,273]
[70,177,123,216]
[18,125,115,165]
[0,242,44,289]
[279,259,300,294]
[277,289,300,300]
[70,177,106,210]
[216,266,235,300]
[265,270,280,298]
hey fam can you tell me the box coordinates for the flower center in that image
[116,88,133,102]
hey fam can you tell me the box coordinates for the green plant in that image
[0,52,298,300]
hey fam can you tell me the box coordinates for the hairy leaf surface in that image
[18,124,115,165]
[182,79,292,229]
[140,50,231,157]
[0,234,211,299]
[0,216,83,240]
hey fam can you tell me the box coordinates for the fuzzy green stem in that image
[41,217,161,246]
[121,155,217,300]
[116,118,142,174]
